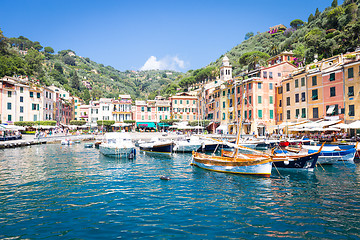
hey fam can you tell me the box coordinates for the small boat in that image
[94,141,101,149]
[139,138,174,155]
[84,143,94,148]
[192,149,272,177]
[303,144,356,164]
[99,132,136,158]
[61,139,73,145]
[269,143,324,170]
[174,136,202,153]
[74,140,81,144]
[198,137,233,152]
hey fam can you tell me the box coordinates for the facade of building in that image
[241,62,296,135]
[343,53,360,123]
[281,68,308,123]
[112,95,132,122]
[169,92,198,122]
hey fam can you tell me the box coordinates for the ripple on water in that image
[0,144,360,239]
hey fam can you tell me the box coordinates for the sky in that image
[1,0,342,72]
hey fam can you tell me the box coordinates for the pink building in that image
[321,59,344,119]
[240,61,296,135]
[134,96,170,131]
[169,92,198,122]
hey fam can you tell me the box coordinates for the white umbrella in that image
[348,120,360,129]
[332,123,350,129]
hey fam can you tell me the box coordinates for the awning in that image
[331,123,350,129]
[137,122,156,128]
[327,105,336,114]
[348,120,360,129]
[33,125,57,129]
[216,125,228,131]
[158,123,170,127]
[112,122,131,127]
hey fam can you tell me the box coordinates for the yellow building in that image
[306,63,324,120]
[343,53,360,122]
[282,68,308,123]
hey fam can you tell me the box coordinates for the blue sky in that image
[1,0,341,72]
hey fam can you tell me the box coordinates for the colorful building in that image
[240,61,296,136]
[112,95,132,122]
[169,92,198,122]
[343,53,360,123]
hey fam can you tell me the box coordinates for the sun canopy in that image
[331,123,350,129]
[112,122,132,127]
[137,122,156,128]
[348,120,360,129]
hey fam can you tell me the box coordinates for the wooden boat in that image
[270,143,324,170]
[191,151,272,177]
[192,137,273,177]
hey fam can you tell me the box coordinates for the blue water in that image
[1,144,360,239]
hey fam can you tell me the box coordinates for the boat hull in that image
[99,145,135,158]
[174,143,202,153]
[191,153,272,177]
[272,152,319,169]
[308,147,356,164]
[140,143,174,154]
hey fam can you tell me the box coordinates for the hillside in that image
[1,0,360,101]
[0,33,182,102]
[207,0,360,75]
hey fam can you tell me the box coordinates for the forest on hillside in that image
[1,0,360,101]
[0,31,182,102]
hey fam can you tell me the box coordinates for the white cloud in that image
[140,55,187,71]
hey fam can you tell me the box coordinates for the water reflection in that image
[0,144,359,239]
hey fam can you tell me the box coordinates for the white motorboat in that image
[139,137,174,155]
[174,136,202,153]
[99,132,136,158]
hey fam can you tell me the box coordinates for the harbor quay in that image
[0,131,239,150]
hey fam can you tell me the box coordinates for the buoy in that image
[160,175,171,180]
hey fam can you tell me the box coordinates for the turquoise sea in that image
[0,143,360,239]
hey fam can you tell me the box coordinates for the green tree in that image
[70,70,80,90]
[44,46,54,54]
[315,8,321,17]
[245,32,254,40]
[91,87,103,99]
[54,62,63,73]
[0,28,8,54]
[239,51,270,70]
[332,0,338,8]
[50,69,67,85]
[81,88,91,104]
[269,44,279,56]
[293,44,306,65]
[33,41,43,51]
[63,55,76,66]
[308,13,315,23]
[24,48,44,75]
[290,19,304,29]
